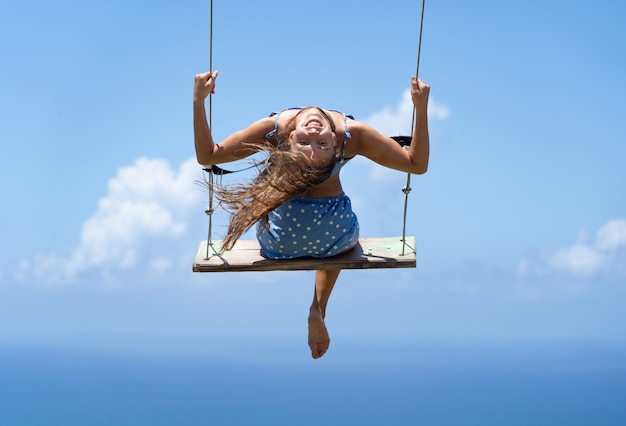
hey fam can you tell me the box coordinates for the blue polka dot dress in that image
[256,193,359,259]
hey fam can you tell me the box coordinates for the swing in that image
[192,1,426,273]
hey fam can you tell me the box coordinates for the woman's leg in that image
[308,268,341,359]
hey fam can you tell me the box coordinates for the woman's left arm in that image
[408,76,430,174]
[351,77,430,175]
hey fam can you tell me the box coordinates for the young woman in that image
[193,70,430,359]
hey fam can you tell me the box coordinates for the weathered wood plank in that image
[192,237,416,272]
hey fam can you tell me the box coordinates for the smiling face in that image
[288,107,338,168]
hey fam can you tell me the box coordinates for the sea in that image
[1,337,625,426]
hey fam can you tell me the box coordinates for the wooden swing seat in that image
[192,236,416,272]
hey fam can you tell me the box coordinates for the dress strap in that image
[265,112,281,146]
[340,113,352,161]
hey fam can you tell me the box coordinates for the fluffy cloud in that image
[358,88,449,186]
[18,157,206,284]
[364,89,450,136]
[519,219,626,281]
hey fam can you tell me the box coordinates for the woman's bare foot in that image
[308,307,330,359]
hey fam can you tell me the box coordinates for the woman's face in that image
[289,108,337,168]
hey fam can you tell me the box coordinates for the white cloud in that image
[18,157,205,284]
[595,219,626,251]
[353,88,448,195]
[519,219,626,281]
[548,243,605,277]
[364,89,450,136]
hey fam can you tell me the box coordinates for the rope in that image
[208,0,213,131]
[204,0,217,259]
[204,171,218,258]
[401,0,426,256]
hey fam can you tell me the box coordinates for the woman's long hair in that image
[212,107,339,252]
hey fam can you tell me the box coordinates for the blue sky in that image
[1,0,625,359]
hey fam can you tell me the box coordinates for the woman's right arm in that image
[193,71,273,166]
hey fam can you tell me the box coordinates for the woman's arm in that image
[193,71,218,165]
[193,71,273,166]
[350,77,430,175]
[409,76,430,174]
